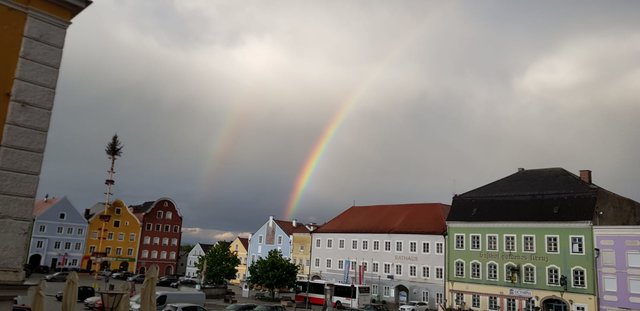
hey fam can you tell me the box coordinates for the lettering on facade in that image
[394,255,418,262]
[478,252,549,263]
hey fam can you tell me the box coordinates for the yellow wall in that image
[229,238,248,284]
[292,233,311,278]
[82,199,141,273]
[0,5,26,141]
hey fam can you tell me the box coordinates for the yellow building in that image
[82,199,141,273]
[0,0,90,307]
[229,237,249,284]
[292,232,313,279]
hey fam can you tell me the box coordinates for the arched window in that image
[523,264,536,283]
[470,261,481,279]
[487,262,498,280]
[455,260,465,278]
[547,265,560,286]
[141,250,148,258]
[572,267,586,288]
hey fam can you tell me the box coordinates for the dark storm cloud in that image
[38,1,640,243]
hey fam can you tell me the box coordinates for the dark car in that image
[127,274,145,283]
[253,305,285,311]
[44,271,69,282]
[34,265,50,274]
[362,304,389,311]
[170,278,198,288]
[157,276,180,287]
[55,286,96,302]
[225,303,257,311]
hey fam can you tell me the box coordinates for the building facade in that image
[446,168,640,311]
[28,196,88,270]
[229,237,249,284]
[292,225,315,280]
[185,243,212,279]
[594,226,640,311]
[0,0,90,307]
[82,199,141,273]
[311,203,450,310]
[131,198,183,276]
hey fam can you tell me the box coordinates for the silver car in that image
[162,303,208,311]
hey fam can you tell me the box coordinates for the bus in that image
[295,280,371,309]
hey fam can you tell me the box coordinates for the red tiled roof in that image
[315,203,450,235]
[33,197,62,217]
[274,220,310,235]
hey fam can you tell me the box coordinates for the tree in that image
[196,241,240,285]
[105,134,123,168]
[248,249,298,299]
[180,244,195,253]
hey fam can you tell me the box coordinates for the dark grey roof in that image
[130,201,155,214]
[200,243,214,253]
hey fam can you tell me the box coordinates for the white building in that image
[185,243,213,278]
[311,203,450,310]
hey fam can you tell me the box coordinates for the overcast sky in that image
[38,1,640,244]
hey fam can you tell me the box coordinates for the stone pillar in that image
[0,0,90,308]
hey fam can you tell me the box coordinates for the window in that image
[161,251,167,259]
[422,266,430,278]
[506,298,516,311]
[422,291,429,304]
[525,298,536,311]
[146,223,152,231]
[435,267,444,280]
[118,233,124,241]
[384,241,391,252]
[383,286,390,297]
[629,279,640,294]
[362,240,368,250]
[471,261,481,279]
[162,238,169,246]
[372,262,379,273]
[504,235,516,251]
[314,258,320,267]
[547,266,560,285]
[36,240,43,248]
[373,240,380,251]
[546,235,559,253]
[422,242,430,253]
[488,296,498,310]
[144,236,151,244]
[130,233,135,241]
[352,240,358,250]
[116,248,122,255]
[409,242,417,253]
[151,250,158,259]
[278,236,283,245]
[315,239,321,248]
[523,235,535,252]
[89,246,96,253]
[470,235,480,250]
[164,225,170,232]
[299,245,304,252]
[603,276,617,291]
[105,247,112,255]
[157,211,163,219]
[127,248,134,256]
[57,227,63,234]
[115,207,121,215]
[170,252,176,259]
[66,227,73,234]
[258,235,263,244]
[455,293,464,306]
[455,234,465,250]
[339,239,345,249]
[338,260,344,270]
[372,284,378,295]
[471,294,480,308]
[396,241,403,252]
[572,267,586,287]
[487,235,498,251]
[153,237,160,245]
[571,236,584,254]
[327,239,333,249]
[39,225,46,233]
[173,225,180,232]
[107,232,113,240]
[326,259,332,269]
[74,242,81,250]
[628,252,640,267]
[166,211,172,219]
[436,293,444,305]
[171,238,178,246]
[455,260,464,277]
[409,265,417,277]
[77,228,84,235]
[155,224,161,231]
[436,242,444,254]
[487,262,498,280]
[71,259,78,266]
[524,265,536,283]
[113,220,120,228]
[383,263,391,274]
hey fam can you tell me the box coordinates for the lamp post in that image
[97,289,127,311]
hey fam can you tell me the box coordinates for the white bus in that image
[295,280,371,309]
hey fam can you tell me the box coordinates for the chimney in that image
[292,219,297,227]
[84,209,90,219]
[579,170,592,184]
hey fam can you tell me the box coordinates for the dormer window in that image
[58,213,66,220]
[157,211,163,219]
[115,208,121,215]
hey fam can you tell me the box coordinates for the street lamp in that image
[97,289,127,311]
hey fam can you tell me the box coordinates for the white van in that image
[130,291,206,311]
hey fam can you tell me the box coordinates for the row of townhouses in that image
[184,168,640,311]
[27,196,183,277]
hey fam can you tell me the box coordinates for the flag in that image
[344,259,350,283]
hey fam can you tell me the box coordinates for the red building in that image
[131,198,183,276]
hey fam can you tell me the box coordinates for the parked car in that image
[34,265,50,274]
[170,278,198,288]
[55,286,96,302]
[398,301,429,311]
[127,274,146,283]
[362,304,390,311]
[157,276,180,287]
[111,271,134,280]
[162,303,208,311]
[224,304,257,311]
[84,296,101,310]
[253,305,286,311]
[44,271,69,282]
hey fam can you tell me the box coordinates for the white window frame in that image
[409,265,417,277]
[546,235,559,254]
[470,260,481,279]
[454,260,465,278]
[546,265,561,286]
[436,242,444,254]
[570,235,585,255]
[352,239,358,250]
[523,264,536,284]
[339,239,345,249]
[455,234,465,250]
[422,265,430,278]
[373,240,380,251]
[395,241,403,252]
[504,234,516,252]
[409,241,417,253]
[435,266,444,280]
[384,241,391,252]
[487,261,498,281]
[571,266,587,288]
[470,234,481,251]
[362,240,368,250]
[522,235,535,253]
[487,234,498,251]
[422,241,430,253]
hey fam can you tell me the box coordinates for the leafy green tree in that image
[196,241,240,285]
[248,249,298,299]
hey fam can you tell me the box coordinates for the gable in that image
[37,197,86,224]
